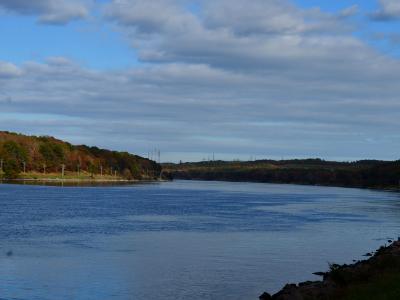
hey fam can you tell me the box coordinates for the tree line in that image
[163,159,400,189]
[0,131,161,180]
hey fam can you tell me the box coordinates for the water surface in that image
[0,180,399,299]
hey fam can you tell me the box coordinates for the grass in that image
[1,171,126,181]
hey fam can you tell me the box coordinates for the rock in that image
[272,284,303,300]
[259,292,272,300]
[259,241,400,300]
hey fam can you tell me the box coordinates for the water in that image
[0,180,399,300]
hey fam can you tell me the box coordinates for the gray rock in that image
[259,292,272,300]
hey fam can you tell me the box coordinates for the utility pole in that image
[77,164,80,176]
[22,161,26,173]
[61,164,65,178]
[100,165,103,177]
[43,164,46,175]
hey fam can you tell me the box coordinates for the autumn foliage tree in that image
[0,131,161,180]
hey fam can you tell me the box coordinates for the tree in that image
[39,142,65,169]
[88,163,96,178]
[0,141,27,177]
[1,141,27,164]
[130,163,142,179]
[3,159,20,179]
[123,168,133,180]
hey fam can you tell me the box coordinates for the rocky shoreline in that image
[260,239,400,300]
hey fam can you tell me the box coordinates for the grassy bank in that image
[0,171,165,182]
[3,171,132,181]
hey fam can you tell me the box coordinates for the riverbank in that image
[163,159,400,190]
[0,171,165,182]
[0,131,162,182]
[0,172,168,186]
[260,240,400,300]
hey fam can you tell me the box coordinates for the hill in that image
[0,131,161,181]
[163,159,400,189]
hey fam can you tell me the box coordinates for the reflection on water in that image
[0,180,399,299]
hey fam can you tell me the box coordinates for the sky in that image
[0,0,400,162]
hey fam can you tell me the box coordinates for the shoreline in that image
[163,159,400,192]
[260,240,400,300]
[0,170,168,184]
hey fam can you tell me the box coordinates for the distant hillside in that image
[163,159,400,189]
[0,131,161,180]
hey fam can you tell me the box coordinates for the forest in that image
[3,130,399,188]
[163,159,400,189]
[0,131,161,180]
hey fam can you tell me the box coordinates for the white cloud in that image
[0,0,90,24]
[339,5,359,18]
[1,50,400,161]
[203,0,355,36]
[104,0,197,34]
[0,61,22,78]
[370,0,400,21]
[103,0,359,74]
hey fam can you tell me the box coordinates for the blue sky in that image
[0,0,400,162]
[0,14,137,69]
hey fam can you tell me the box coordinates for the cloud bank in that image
[0,0,400,161]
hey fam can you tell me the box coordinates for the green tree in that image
[39,142,65,168]
[88,163,96,178]
[1,141,27,163]
[0,141,27,177]
[130,163,142,179]
[3,159,20,179]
